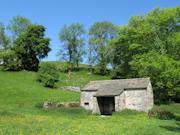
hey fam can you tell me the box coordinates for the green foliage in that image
[58,23,86,69]
[38,61,112,89]
[130,51,180,103]
[13,25,51,71]
[0,22,11,50]
[114,6,180,103]
[35,102,44,109]
[89,21,118,75]
[0,49,22,71]
[37,62,60,88]
[6,15,31,41]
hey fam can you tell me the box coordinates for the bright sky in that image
[0,0,179,62]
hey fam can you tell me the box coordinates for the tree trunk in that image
[69,53,72,67]
[76,59,79,70]
[90,65,92,73]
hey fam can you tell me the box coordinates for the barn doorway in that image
[97,97,115,115]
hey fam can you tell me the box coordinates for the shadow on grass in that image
[0,110,25,118]
[112,109,146,116]
[160,123,180,133]
[155,111,180,121]
[35,104,92,118]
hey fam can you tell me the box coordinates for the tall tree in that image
[72,38,86,69]
[89,21,118,75]
[87,38,96,73]
[114,6,180,103]
[58,23,86,70]
[0,22,21,70]
[0,22,10,50]
[6,15,31,42]
[13,25,51,71]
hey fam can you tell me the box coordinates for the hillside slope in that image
[0,64,180,135]
[0,62,111,112]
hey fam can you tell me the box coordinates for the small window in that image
[84,102,89,110]
[85,103,89,105]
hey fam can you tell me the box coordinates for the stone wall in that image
[117,92,126,111]
[81,81,154,114]
[43,101,80,109]
[146,81,154,111]
[124,89,148,112]
[60,86,81,92]
[80,91,97,110]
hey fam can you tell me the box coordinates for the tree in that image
[114,6,180,103]
[0,22,20,71]
[58,23,86,70]
[0,49,21,71]
[72,38,86,69]
[13,25,51,71]
[89,21,118,75]
[37,62,60,88]
[129,51,180,103]
[6,15,31,42]
[87,38,96,73]
[0,22,10,50]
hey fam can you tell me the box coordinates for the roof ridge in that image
[90,77,150,83]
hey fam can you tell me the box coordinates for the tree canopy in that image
[58,23,86,70]
[13,25,51,71]
[88,21,118,74]
[113,6,180,103]
[0,22,10,50]
[6,15,31,42]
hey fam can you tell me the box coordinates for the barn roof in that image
[81,77,150,97]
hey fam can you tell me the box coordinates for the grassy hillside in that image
[40,61,112,88]
[0,61,112,113]
[0,63,180,135]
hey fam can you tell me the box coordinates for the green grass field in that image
[0,63,180,135]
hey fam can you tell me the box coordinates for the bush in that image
[0,50,22,71]
[35,102,44,109]
[37,62,60,88]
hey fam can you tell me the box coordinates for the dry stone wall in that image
[43,101,80,109]
[60,86,81,92]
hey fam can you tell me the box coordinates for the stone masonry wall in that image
[146,82,154,111]
[118,92,126,111]
[81,91,97,110]
[124,89,148,112]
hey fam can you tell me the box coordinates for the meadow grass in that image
[40,61,112,88]
[0,65,180,135]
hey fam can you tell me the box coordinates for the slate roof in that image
[81,77,150,97]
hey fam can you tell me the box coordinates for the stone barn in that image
[81,77,153,115]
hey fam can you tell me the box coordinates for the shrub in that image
[0,50,22,71]
[35,102,44,109]
[37,62,60,88]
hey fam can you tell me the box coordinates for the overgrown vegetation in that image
[37,62,60,88]
[113,6,180,103]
